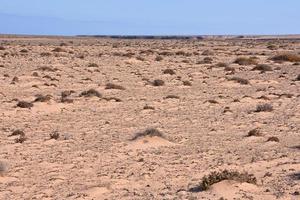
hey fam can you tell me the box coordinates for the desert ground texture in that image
[0,36,299,200]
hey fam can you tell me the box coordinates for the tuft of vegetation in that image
[155,55,163,61]
[9,129,25,137]
[215,62,228,68]
[61,90,74,103]
[234,57,258,65]
[165,95,180,99]
[15,134,27,143]
[183,80,192,86]
[40,52,51,57]
[17,101,33,108]
[228,77,250,85]
[0,161,8,175]
[88,63,98,68]
[189,170,257,192]
[50,131,60,140]
[255,103,273,112]
[252,64,272,72]
[105,83,125,90]
[267,136,279,142]
[247,128,262,137]
[130,128,164,141]
[80,89,102,98]
[224,66,235,72]
[52,47,66,52]
[34,94,51,102]
[163,69,176,75]
[202,50,214,56]
[143,105,155,110]
[271,53,300,62]
[152,79,165,86]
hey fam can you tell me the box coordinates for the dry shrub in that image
[189,170,257,192]
[252,64,272,72]
[296,74,300,81]
[271,53,300,62]
[40,52,51,57]
[202,50,214,56]
[136,56,145,61]
[80,89,102,98]
[152,79,165,86]
[17,101,33,108]
[216,62,228,68]
[105,83,125,90]
[183,80,192,86]
[130,128,164,141]
[267,136,279,142]
[34,94,51,102]
[163,69,176,75]
[155,55,163,61]
[9,129,25,137]
[234,57,258,65]
[202,57,213,64]
[88,63,98,68]
[15,134,27,143]
[165,95,180,99]
[228,77,249,85]
[20,49,28,53]
[247,128,262,137]
[255,103,273,112]
[52,47,66,52]
[225,66,235,72]
[37,66,56,72]
[143,105,155,110]
[50,131,60,140]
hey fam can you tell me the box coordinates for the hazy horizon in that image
[1,0,300,36]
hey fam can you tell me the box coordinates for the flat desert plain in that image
[0,36,299,200]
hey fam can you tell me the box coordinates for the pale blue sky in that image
[0,0,299,35]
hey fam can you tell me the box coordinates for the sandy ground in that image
[0,36,299,200]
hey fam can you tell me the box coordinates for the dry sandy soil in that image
[0,36,299,200]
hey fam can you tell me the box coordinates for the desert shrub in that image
[143,105,155,110]
[163,69,176,75]
[267,44,277,50]
[296,74,300,81]
[37,66,56,72]
[234,57,258,65]
[9,129,25,137]
[152,79,165,86]
[202,50,214,56]
[271,53,300,62]
[0,161,8,175]
[15,134,27,143]
[88,63,98,68]
[202,57,213,64]
[207,99,219,104]
[34,94,51,102]
[252,64,272,72]
[215,62,228,68]
[247,128,262,137]
[183,80,192,86]
[224,66,235,72]
[255,103,273,112]
[80,89,102,98]
[40,52,51,57]
[267,136,279,142]
[165,95,180,99]
[52,47,66,52]
[20,49,28,53]
[17,101,33,108]
[228,77,249,85]
[155,55,163,61]
[136,56,145,61]
[130,128,164,141]
[50,131,60,140]
[105,83,125,90]
[189,170,257,192]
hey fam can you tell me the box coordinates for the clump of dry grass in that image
[246,128,262,137]
[215,62,228,68]
[234,57,258,65]
[0,161,8,176]
[255,103,273,112]
[271,53,300,62]
[143,105,155,110]
[80,89,102,98]
[267,136,279,142]
[163,69,176,75]
[189,170,257,192]
[165,95,180,99]
[228,77,250,85]
[88,63,99,68]
[15,134,27,143]
[17,101,33,108]
[34,94,52,102]
[50,131,60,140]
[252,64,272,72]
[61,90,75,103]
[130,128,164,141]
[105,83,125,90]
[224,66,235,72]
[8,129,25,137]
[40,52,51,57]
[202,50,214,56]
[152,79,165,86]
[52,47,66,52]
[155,55,163,61]
[183,80,192,86]
[20,49,28,53]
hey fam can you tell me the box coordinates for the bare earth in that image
[0,36,299,200]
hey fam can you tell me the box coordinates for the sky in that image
[0,0,300,36]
